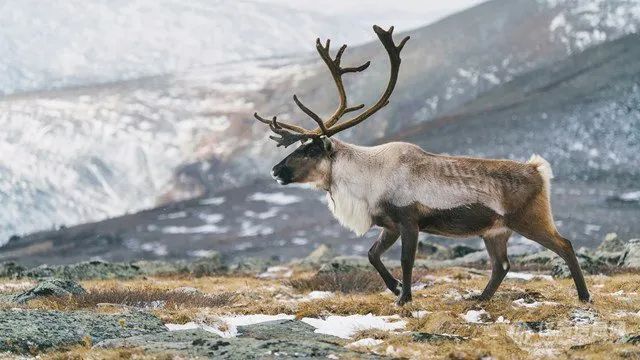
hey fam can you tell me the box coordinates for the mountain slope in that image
[2,33,639,264]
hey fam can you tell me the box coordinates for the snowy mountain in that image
[0,0,380,96]
[2,0,640,245]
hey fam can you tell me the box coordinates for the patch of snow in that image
[197,213,224,224]
[619,191,640,202]
[140,242,168,256]
[460,309,491,324]
[513,298,558,308]
[248,192,301,205]
[506,272,553,281]
[345,338,384,348]
[157,211,188,220]
[495,316,510,323]
[301,314,406,339]
[166,314,295,338]
[199,197,225,206]
[187,249,218,258]
[302,291,334,301]
[239,220,274,237]
[161,224,228,234]
[291,237,309,246]
[243,208,279,220]
[411,310,430,319]
[258,266,293,279]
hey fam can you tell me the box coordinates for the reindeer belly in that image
[419,203,500,237]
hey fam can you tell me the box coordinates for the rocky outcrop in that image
[0,309,166,354]
[24,260,143,280]
[618,239,640,268]
[97,319,383,359]
[13,278,86,304]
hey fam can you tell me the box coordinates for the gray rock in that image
[618,239,640,268]
[318,256,384,274]
[411,332,467,342]
[516,321,551,333]
[24,260,143,280]
[133,260,189,276]
[416,240,448,259]
[97,320,382,359]
[0,309,166,354]
[447,245,480,259]
[13,278,86,304]
[514,250,557,266]
[188,253,225,277]
[296,244,337,268]
[597,233,626,253]
[619,334,640,345]
[550,253,605,278]
[0,262,25,278]
[227,256,275,274]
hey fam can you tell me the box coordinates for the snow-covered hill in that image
[2,0,640,245]
[0,0,379,96]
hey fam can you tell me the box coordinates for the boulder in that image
[416,240,448,259]
[97,319,381,359]
[412,332,467,342]
[13,278,86,304]
[318,256,382,274]
[514,250,557,267]
[618,239,640,268]
[597,233,625,253]
[227,256,276,274]
[551,252,605,278]
[0,309,166,354]
[24,260,143,280]
[0,262,26,278]
[296,244,337,268]
[188,252,225,277]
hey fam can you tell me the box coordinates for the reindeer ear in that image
[320,136,333,152]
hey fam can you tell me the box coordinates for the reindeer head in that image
[255,25,409,187]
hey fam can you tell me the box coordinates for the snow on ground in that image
[248,192,301,205]
[460,309,491,324]
[166,314,295,338]
[300,291,334,301]
[345,338,384,348]
[506,272,554,281]
[198,197,225,206]
[512,298,559,308]
[161,224,228,235]
[300,314,406,339]
[257,266,293,279]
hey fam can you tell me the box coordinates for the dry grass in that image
[287,270,385,294]
[4,268,639,359]
[40,346,172,360]
[29,288,236,312]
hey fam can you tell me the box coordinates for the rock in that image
[0,309,166,354]
[618,239,640,268]
[13,278,86,304]
[133,260,189,276]
[411,332,467,342]
[0,262,26,278]
[447,245,480,259]
[516,321,551,333]
[318,256,381,274]
[619,334,640,345]
[187,252,225,277]
[550,252,605,278]
[97,320,381,359]
[514,250,557,266]
[597,233,625,253]
[416,240,448,259]
[296,244,337,267]
[24,260,143,280]
[227,256,276,274]
[570,308,597,325]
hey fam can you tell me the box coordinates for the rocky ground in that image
[0,236,639,359]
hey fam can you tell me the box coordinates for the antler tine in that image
[267,116,314,148]
[292,95,326,134]
[253,112,310,134]
[323,25,409,136]
[313,38,371,129]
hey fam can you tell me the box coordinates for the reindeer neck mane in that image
[325,140,381,236]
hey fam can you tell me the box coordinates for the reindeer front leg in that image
[397,224,419,306]
[368,228,401,295]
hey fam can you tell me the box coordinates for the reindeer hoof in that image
[395,292,412,306]
[392,282,402,296]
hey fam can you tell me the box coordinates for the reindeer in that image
[254,25,590,305]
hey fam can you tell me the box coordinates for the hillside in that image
[3,0,640,243]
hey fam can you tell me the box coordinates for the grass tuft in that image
[287,270,385,294]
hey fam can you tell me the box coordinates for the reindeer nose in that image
[271,163,290,185]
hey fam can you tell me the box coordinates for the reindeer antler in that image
[254,25,409,147]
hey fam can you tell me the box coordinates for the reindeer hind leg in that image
[479,229,512,300]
